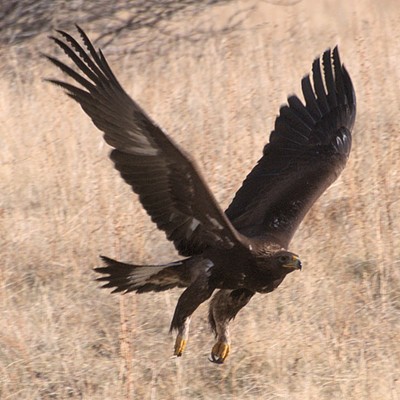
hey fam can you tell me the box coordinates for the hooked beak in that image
[287,255,302,271]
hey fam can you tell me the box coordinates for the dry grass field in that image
[1,0,400,399]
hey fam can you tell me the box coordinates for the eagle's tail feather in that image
[94,256,187,294]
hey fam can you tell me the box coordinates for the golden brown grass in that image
[1,0,400,399]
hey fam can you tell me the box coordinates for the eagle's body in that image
[102,243,295,294]
[46,26,356,363]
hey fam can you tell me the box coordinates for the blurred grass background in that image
[1,0,399,398]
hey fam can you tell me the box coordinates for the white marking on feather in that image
[205,259,214,274]
[207,214,223,230]
[180,316,191,338]
[224,238,234,247]
[130,261,182,286]
[125,130,159,156]
[206,260,214,268]
[188,218,200,233]
[165,261,183,267]
[124,146,160,156]
[249,244,253,251]
[128,129,152,146]
[125,144,159,156]
[130,266,166,285]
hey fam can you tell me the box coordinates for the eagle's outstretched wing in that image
[225,47,356,248]
[45,26,243,256]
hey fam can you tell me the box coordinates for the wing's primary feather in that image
[45,25,243,256]
[225,47,356,248]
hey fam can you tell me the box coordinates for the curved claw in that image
[209,341,230,364]
[174,334,187,357]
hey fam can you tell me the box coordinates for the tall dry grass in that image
[1,0,400,399]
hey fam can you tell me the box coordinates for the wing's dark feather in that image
[56,29,110,85]
[50,36,100,84]
[45,79,89,99]
[332,46,346,105]
[75,25,110,77]
[272,118,306,146]
[342,66,355,106]
[278,106,312,139]
[45,79,107,114]
[312,56,330,115]
[322,50,337,109]
[46,27,244,256]
[225,47,356,248]
[98,49,122,87]
[301,75,322,119]
[287,95,316,126]
[45,55,97,93]
[76,24,123,90]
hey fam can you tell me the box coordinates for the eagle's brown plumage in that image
[46,25,356,363]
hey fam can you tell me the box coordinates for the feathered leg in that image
[170,275,215,357]
[208,288,255,363]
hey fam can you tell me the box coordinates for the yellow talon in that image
[210,341,230,364]
[174,335,187,357]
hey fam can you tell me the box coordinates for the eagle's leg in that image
[208,288,255,364]
[170,275,215,357]
[173,317,190,357]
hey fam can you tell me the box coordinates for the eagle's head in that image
[254,250,302,294]
[274,251,302,272]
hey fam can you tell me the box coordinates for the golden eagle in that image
[46,26,356,363]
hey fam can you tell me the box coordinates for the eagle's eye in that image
[278,255,289,264]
